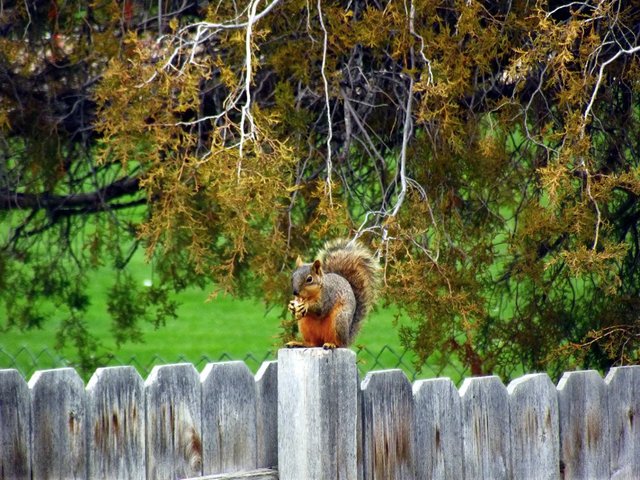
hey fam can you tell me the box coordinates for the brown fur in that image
[298,300,343,347]
[318,239,380,340]
[289,238,379,347]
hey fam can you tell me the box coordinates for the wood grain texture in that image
[9,360,640,480]
[277,348,358,480]
[201,361,257,475]
[605,366,640,480]
[412,378,462,480]
[29,367,87,479]
[255,361,278,469]
[86,366,145,479]
[459,375,511,479]
[361,369,415,480]
[181,467,278,479]
[0,369,31,479]
[557,370,609,480]
[145,363,202,480]
[507,373,559,480]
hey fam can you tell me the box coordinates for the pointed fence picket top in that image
[412,378,462,480]
[361,369,416,480]
[6,352,640,480]
[557,370,609,480]
[29,367,87,479]
[0,369,31,480]
[604,366,640,479]
[145,363,202,480]
[278,348,359,480]
[507,373,560,480]
[86,366,145,479]
[255,360,278,469]
[459,375,511,479]
[201,361,258,475]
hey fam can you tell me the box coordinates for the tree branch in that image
[0,176,142,212]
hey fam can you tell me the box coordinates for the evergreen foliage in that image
[1,0,639,377]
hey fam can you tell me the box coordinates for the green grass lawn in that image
[2,251,466,382]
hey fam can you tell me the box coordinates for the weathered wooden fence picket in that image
[1,349,638,479]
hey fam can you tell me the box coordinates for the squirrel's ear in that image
[312,259,323,274]
[295,255,304,268]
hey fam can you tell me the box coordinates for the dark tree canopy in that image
[2,0,640,377]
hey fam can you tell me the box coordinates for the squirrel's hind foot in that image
[285,340,306,348]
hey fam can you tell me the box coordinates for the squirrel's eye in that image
[306,275,313,283]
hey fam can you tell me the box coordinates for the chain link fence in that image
[0,345,469,384]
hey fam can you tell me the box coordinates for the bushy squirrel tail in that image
[319,238,380,340]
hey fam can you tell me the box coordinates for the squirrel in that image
[286,238,380,349]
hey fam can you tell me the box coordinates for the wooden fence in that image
[0,349,638,479]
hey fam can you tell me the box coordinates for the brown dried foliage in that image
[2,0,640,377]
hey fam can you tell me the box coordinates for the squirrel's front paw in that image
[288,299,307,319]
[287,299,297,314]
[322,342,338,350]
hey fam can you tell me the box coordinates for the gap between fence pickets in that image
[1,351,639,480]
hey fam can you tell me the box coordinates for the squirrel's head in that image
[291,257,323,301]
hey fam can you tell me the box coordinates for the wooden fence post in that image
[86,366,145,479]
[459,375,511,479]
[201,361,258,475]
[29,368,87,479]
[255,360,278,469]
[557,370,609,479]
[413,378,462,480]
[507,373,559,480]
[145,363,202,480]
[0,369,31,479]
[11,357,640,480]
[361,369,416,480]
[605,365,640,479]
[278,348,358,480]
